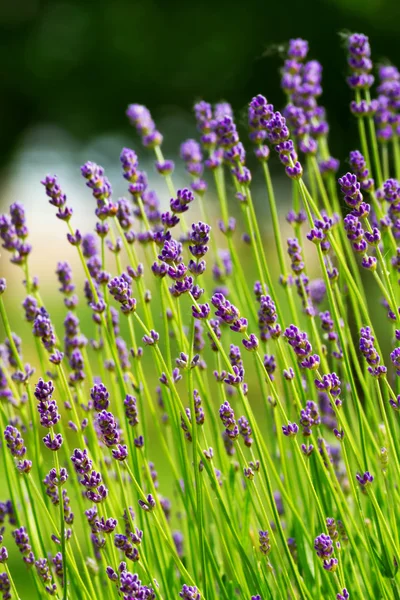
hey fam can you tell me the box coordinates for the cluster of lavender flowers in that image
[2,31,400,600]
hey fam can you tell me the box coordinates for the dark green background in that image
[2,0,400,169]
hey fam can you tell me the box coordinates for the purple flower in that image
[314,533,333,559]
[0,547,8,563]
[81,162,115,220]
[34,378,60,428]
[389,395,400,411]
[242,333,259,351]
[180,584,201,599]
[138,494,156,512]
[89,383,109,411]
[155,160,174,175]
[309,279,326,304]
[315,372,341,398]
[349,150,374,192]
[97,410,120,447]
[158,239,182,264]
[194,101,213,133]
[112,444,128,461]
[323,558,338,572]
[263,354,276,380]
[189,221,210,258]
[300,401,321,436]
[71,448,92,474]
[33,308,56,352]
[319,157,340,175]
[192,303,210,319]
[211,292,240,327]
[161,212,180,229]
[181,409,192,442]
[338,172,363,210]
[343,214,366,252]
[287,238,304,273]
[259,530,271,555]
[108,275,137,315]
[43,432,63,451]
[35,557,57,593]
[67,229,82,246]
[219,401,239,440]
[126,104,162,148]
[124,395,139,427]
[346,33,373,90]
[248,94,274,142]
[301,443,314,456]
[238,416,252,447]
[41,175,67,208]
[170,188,195,214]
[390,347,400,375]
[4,425,27,458]
[359,326,387,377]
[283,325,319,369]
[181,139,203,163]
[224,365,245,387]
[265,111,290,145]
[257,294,281,341]
[55,261,75,295]
[356,470,374,489]
[214,115,239,150]
[12,526,34,564]
[288,38,308,60]
[0,572,11,597]
[282,422,299,437]
[383,178,400,203]
[142,329,159,346]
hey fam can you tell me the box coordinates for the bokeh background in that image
[1,0,400,166]
[0,0,399,593]
[1,0,400,212]
[2,0,400,290]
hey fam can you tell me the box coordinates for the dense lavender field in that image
[1,33,400,599]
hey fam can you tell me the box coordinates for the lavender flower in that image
[91,383,110,411]
[283,325,320,370]
[219,401,239,440]
[97,410,120,447]
[349,150,374,192]
[359,327,387,377]
[108,275,137,315]
[256,294,281,340]
[34,378,60,428]
[180,585,201,599]
[1,33,399,600]
[356,471,374,490]
[237,416,252,447]
[12,526,34,565]
[346,33,374,91]
[4,425,32,473]
[259,530,271,555]
[81,162,115,220]
[126,104,162,148]
[33,308,56,352]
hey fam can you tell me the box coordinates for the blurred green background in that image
[2,0,400,280]
[2,0,400,171]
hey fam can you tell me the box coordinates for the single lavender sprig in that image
[4,426,32,474]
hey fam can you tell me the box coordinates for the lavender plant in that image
[1,32,400,599]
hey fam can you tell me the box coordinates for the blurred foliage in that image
[2,0,400,169]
